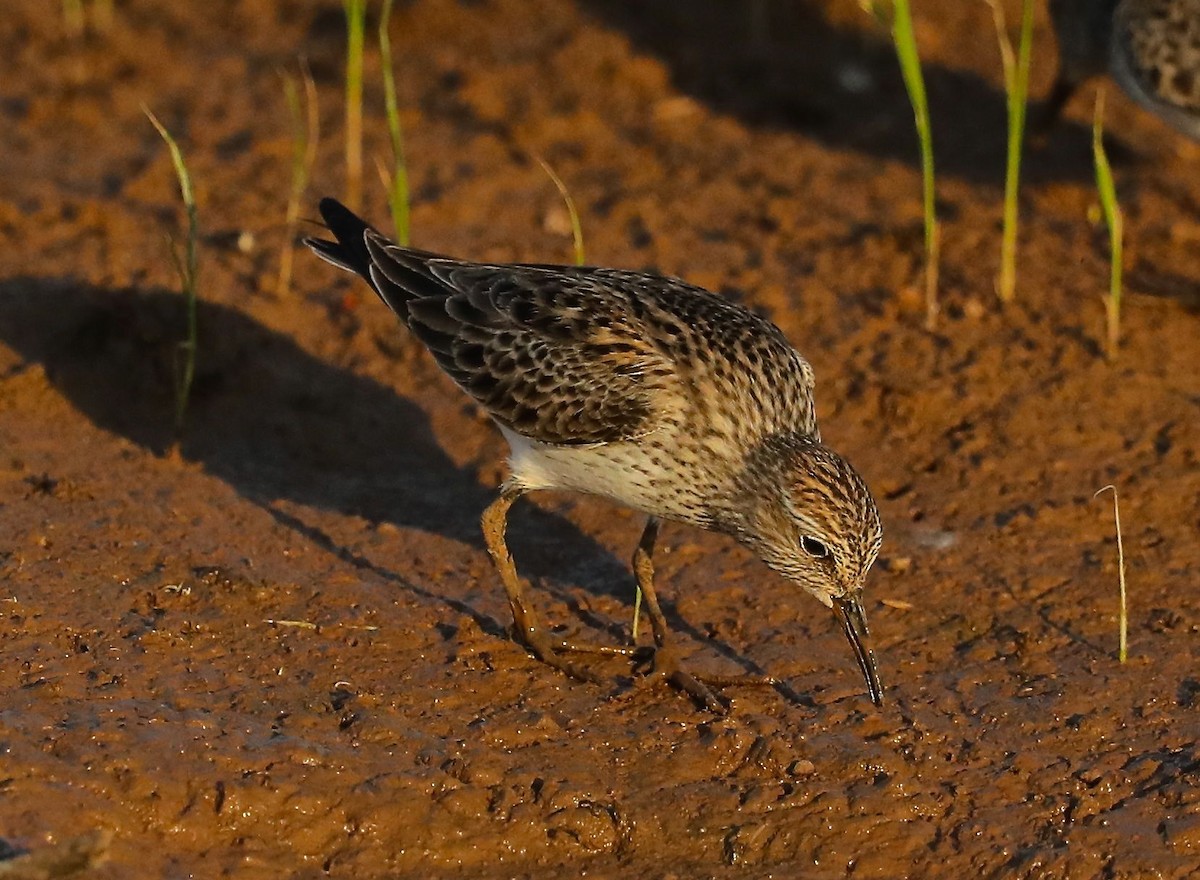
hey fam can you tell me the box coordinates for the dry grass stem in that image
[535,155,586,267]
[342,0,367,211]
[1094,484,1128,663]
[277,61,320,297]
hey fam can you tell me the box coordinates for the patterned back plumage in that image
[309,198,818,456]
[1048,0,1200,139]
[1113,0,1200,132]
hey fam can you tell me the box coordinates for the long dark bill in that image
[834,595,883,706]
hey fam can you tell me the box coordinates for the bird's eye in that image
[801,536,829,559]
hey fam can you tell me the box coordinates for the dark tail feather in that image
[304,197,376,278]
[305,197,461,319]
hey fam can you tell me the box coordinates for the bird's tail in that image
[304,197,376,280]
[304,198,461,321]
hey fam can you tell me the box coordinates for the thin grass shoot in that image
[144,107,200,438]
[92,0,114,33]
[342,0,367,211]
[379,0,411,245]
[886,0,940,328]
[987,0,1035,303]
[63,0,85,36]
[1094,484,1128,663]
[277,61,320,297]
[1092,90,1124,360]
[535,156,585,267]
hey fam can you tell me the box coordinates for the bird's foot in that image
[636,644,778,715]
[516,626,642,684]
[515,627,775,713]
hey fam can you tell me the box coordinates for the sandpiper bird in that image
[306,198,884,711]
[1044,0,1200,140]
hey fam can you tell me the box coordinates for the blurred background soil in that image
[0,1,1197,877]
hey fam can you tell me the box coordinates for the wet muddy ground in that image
[1,1,1198,877]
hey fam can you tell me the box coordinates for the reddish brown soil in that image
[2,1,1198,877]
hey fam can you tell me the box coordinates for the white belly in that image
[498,425,702,521]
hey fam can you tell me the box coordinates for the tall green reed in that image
[987,0,1035,303]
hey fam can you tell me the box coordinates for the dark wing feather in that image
[398,254,665,444]
[306,198,817,447]
[305,199,664,445]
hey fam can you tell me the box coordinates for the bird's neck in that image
[707,431,818,539]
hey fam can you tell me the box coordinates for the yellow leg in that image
[480,485,620,683]
[632,517,669,648]
[631,516,725,711]
[632,516,778,713]
[481,484,538,641]
[480,495,772,707]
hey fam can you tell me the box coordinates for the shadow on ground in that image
[579,0,1126,186]
[0,276,639,601]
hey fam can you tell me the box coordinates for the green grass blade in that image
[380,0,411,245]
[989,0,1035,302]
[1092,90,1123,359]
[890,0,939,329]
[343,0,366,211]
[143,107,199,436]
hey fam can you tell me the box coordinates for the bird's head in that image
[734,435,884,705]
